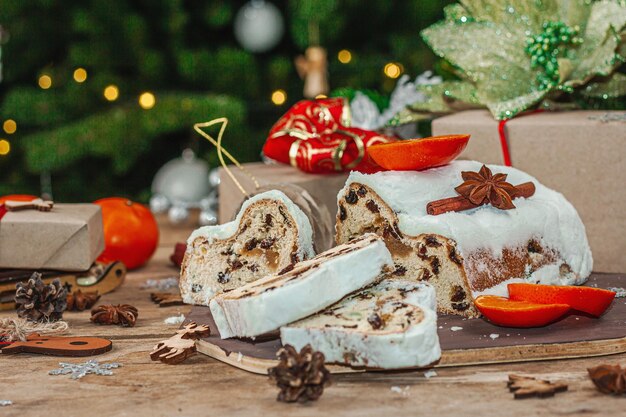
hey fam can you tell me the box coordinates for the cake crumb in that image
[608,287,626,298]
[164,314,185,325]
[424,370,438,379]
[451,326,463,331]
[390,386,410,396]
[489,333,499,340]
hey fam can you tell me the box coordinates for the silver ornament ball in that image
[149,194,170,214]
[199,209,218,226]
[168,205,189,224]
[234,0,284,53]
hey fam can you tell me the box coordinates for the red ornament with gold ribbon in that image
[263,98,396,174]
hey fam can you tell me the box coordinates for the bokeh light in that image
[271,89,287,105]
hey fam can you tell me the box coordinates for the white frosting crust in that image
[209,234,393,338]
[187,190,315,260]
[281,280,440,369]
[340,161,593,295]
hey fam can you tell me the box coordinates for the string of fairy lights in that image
[1,50,403,157]
[0,67,157,157]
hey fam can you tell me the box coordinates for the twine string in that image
[193,118,260,197]
[0,317,69,342]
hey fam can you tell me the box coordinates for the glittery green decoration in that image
[525,21,583,90]
[392,0,626,122]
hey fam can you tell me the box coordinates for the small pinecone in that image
[268,344,331,403]
[91,304,138,327]
[15,273,67,322]
[66,290,100,311]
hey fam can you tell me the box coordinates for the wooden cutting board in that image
[187,272,626,375]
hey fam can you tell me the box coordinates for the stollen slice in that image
[180,190,315,306]
[280,279,440,369]
[209,233,393,339]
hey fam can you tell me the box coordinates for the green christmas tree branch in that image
[22,93,246,174]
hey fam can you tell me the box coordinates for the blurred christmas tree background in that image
[0,0,454,202]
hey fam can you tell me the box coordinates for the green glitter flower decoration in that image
[392,0,626,122]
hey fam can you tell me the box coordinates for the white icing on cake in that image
[209,234,393,338]
[340,161,593,296]
[281,280,440,369]
[187,190,315,260]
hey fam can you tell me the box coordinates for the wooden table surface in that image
[1,223,624,417]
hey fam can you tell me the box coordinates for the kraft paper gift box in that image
[0,203,104,271]
[432,110,626,273]
[218,162,349,224]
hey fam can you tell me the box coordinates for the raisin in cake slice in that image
[336,160,592,318]
[281,279,440,369]
[209,233,393,338]
[180,190,315,306]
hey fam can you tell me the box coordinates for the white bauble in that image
[149,193,170,214]
[208,168,221,188]
[234,0,284,53]
[151,149,212,205]
[168,205,189,224]
[199,209,218,226]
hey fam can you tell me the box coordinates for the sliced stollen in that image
[209,233,393,339]
[335,160,592,318]
[281,280,440,369]
[180,190,315,306]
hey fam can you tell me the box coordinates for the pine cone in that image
[268,344,331,403]
[15,273,67,322]
[67,290,100,311]
[91,304,138,327]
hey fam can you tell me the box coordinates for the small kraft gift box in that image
[0,202,104,271]
[218,162,348,227]
[432,109,626,273]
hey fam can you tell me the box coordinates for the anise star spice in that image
[67,290,100,311]
[91,304,138,327]
[455,164,518,210]
[268,344,331,403]
[588,364,626,395]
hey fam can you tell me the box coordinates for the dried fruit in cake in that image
[335,160,592,318]
[209,233,393,338]
[180,190,316,306]
[474,295,570,328]
[367,134,470,171]
[508,283,616,317]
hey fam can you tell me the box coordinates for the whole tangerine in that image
[95,197,159,270]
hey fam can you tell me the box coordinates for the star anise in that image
[90,304,138,327]
[66,290,100,311]
[268,344,331,403]
[588,364,626,395]
[455,164,518,210]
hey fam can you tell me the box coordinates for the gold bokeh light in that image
[3,119,17,134]
[338,49,352,64]
[73,68,88,83]
[103,85,119,101]
[139,92,156,109]
[271,89,287,106]
[383,62,403,79]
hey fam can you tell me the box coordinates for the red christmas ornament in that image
[263,98,396,174]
